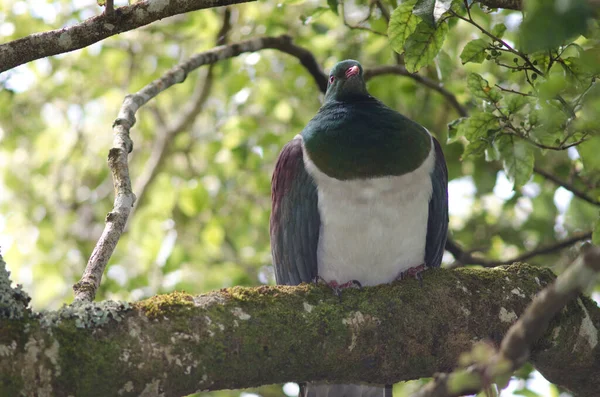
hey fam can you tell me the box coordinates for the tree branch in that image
[72,35,327,301]
[4,263,600,397]
[364,65,468,117]
[475,0,522,10]
[0,0,255,74]
[534,166,600,207]
[412,246,600,397]
[445,232,593,268]
[266,37,328,93]
[133,8,231,212]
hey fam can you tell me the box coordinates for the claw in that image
[397,264,427,285]
[315,278,362,297]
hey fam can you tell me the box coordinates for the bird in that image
[269,59,449,397]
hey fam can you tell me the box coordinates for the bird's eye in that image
[329,75,335,84]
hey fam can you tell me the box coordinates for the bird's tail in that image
[300,383,392,397]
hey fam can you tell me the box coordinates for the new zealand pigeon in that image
[270,60,449,397]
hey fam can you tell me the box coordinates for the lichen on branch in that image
[2,263,600,397]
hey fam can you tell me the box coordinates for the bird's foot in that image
[396,264,427,286]
[312,275,328,286]
[313,277,362,297]
[329,280,362,297]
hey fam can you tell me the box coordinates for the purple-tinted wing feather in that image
[425,137,449,268]
[270,136,320,285]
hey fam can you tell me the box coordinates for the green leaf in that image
[460,39,489,64]
[327,0,338,14]
[414,0,435,26]
[577,137,600,173]
[512,388,543,397]
[530,103,568,145]
[538,75,567,100]
[460,112,501,158]
[491,23,507,38]
[432,0,454,22]
[301,7,330,23]
[505,94,531,113]
[414,0,454,26]
[463,138,489,158]
[467,73,502,103]
[472,158,498,194]
[178,183,209,217]
[593,215,600,245]
[404,20,448,73]
[465,112,500,141]
[520,0,592,52]
[447,117,467,143]
[496,135,534,188]
[388,0,419,54]
[435,50,454,81]
[562,49,600,79]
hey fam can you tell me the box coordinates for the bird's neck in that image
[302,99,431,180]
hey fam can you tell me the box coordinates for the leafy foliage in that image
[404,20,449,72]
[460,39,488,64]
[388,0,420,53]
[520,0,592,52]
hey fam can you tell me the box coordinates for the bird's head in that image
[325,60,369,103]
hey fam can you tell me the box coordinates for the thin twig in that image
[534,166,600,207]
[573,79,597,111]
[517,133,588,151]
[445,232,592,268]
[340,0,387,36]
[494,84,533,97]
[374,0,391,22]
[364,65,468,117]
[450,10,543,76]
[133,8,231,212]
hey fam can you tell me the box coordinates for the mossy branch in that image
[1,264,599,397]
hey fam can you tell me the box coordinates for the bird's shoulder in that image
[304,97,425,136]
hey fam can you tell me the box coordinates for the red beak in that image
[345,65,360,78]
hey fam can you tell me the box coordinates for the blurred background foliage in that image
[0,0,599,395]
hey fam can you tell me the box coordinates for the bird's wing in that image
[270,136,320,285]
[424,137,449,268]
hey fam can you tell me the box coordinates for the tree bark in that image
[478,0,522,10]
[1,264,599,397]
[0,0,256,73]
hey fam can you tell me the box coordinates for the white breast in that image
[302,135,435,286]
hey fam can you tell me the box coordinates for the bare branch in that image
[73,35,327,301]
[516,133,589,151]
[374,0,391,22]
[445,231,593,268]
[364,65,468,117]
[266,37,328,93]
[133,8,232,212]
[494,84,534,97]
[534,166,600,207]
[0,0,255,74]
[477,0,522,10]
[72,105,136,302]
[105,0,114,15]
[412,246,600,397]
[5,263,600,396]
[340,0,387,36]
